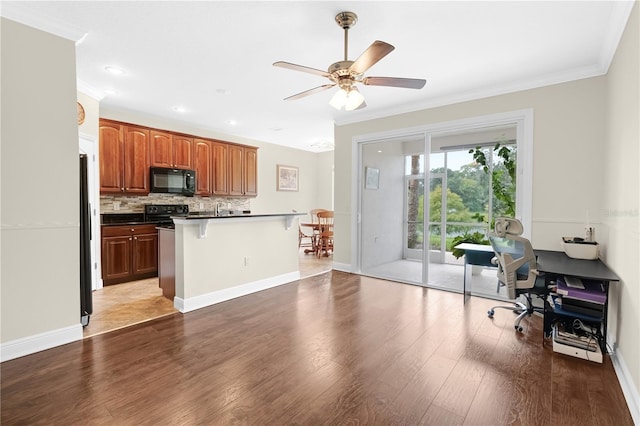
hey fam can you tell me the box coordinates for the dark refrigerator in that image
[80,154,93,326]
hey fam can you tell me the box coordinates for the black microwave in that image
[150,167,196,196]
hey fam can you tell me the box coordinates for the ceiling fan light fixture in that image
[344,87,364,111]
[329,88,348,109]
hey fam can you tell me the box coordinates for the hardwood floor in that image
[2,271,632,425]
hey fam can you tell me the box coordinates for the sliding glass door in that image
[358,118,527,298]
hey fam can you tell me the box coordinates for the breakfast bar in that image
[170,212,305,313]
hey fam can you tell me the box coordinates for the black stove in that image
[144,204,189,228]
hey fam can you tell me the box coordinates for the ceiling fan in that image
[273,11,426,111]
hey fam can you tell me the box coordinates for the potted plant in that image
[451,231,492,274]
[451,231,489,259]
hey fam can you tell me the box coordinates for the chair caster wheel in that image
[487,309,494,318]
[515,325,523,332]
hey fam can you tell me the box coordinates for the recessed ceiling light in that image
[104,89,118,96]
[226,119,237,126]
[377,150,383,153]
[270,127,283,132]
[216,89,229,95]
[172,105,187,113]
[104,66,125,75]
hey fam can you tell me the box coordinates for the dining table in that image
[300,222,320,254]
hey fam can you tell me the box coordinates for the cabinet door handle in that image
[134,236,138,240]
[131,228,135,232]
[129,237,132,241]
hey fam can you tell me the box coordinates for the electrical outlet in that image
[199,202,204,210]
[113,202,120,211]
[244,256,249,267]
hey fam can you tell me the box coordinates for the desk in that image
[535,250,620,353]
[454,243,496,303]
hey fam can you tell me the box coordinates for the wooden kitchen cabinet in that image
[229,145,258,197]
[99,120,149,194]
[211,141,229,195]
[172,135,194,169]
[101,224,158,285]
[150,130,193,169]
[194,139,212,195]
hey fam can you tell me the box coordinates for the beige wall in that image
[1,18,81,342]
[334,76,607,264]
[175,217,299,301]
[315,150,334,211]
[603,2,640,408]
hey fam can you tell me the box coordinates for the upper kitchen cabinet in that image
[99,120,150,194]
[150,130,193,169]
[193,139,212,195]
[211,141,229,195]
[229,145,258,197]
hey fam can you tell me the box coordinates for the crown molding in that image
[335,62,607,127]
[0,2,87,43]
[598,0,636,72]
[77,79,105,101]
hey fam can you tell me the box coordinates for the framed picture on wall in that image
[365,167,379,190]
[277,164,299,191]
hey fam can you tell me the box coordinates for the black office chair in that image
[487,217,546,332]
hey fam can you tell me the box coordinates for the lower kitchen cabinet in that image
[101,224,158,285]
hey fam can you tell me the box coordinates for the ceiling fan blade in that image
[273,61,331,78]
[284,84,336,101]
[363,76,426,89]
[349,41,395,74]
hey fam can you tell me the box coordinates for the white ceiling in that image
[2,1,634,152]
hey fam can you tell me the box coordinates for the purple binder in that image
[556,277,607,304]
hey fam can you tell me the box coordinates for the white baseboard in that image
[610,349,640,424]
[174,271,300,313]
[332,262,353,273]
[1,324,83,362]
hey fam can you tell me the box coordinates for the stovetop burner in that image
[144,204,189,223]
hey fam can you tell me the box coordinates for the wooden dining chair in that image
[308,209,328,247]
[316,210,334,257]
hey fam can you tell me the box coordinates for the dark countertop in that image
[173,212,305,220]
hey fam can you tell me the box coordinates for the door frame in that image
[79,133,103,290]
[351,109,534,280]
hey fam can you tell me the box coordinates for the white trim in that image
[80,133,103,291]
[332,262,353,273]
[599,0,637,73]
[0,3,88,43]
[610,350,640,425]
[1,324,83,362]
[77,80,105,101]
[351,109,535,274]
[174,271,300,313]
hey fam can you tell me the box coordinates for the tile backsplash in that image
[100,194,250,214]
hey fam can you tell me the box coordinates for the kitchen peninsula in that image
[169,212,305,313]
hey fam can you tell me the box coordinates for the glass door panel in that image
[360,139,424,286]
